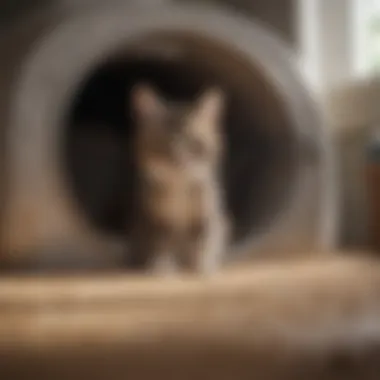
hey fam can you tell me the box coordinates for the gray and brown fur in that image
[129,84,229,275]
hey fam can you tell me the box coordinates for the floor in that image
[1,253,380,379]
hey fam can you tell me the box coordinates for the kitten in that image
[129,84,229,275]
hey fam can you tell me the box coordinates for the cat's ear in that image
[194,87,225,124]
[131,84,165,120]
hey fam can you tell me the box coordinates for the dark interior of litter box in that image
[63,33,299,252]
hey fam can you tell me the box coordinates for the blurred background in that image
[2,0,380,256]
[1,2,380,379]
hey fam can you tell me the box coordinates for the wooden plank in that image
[0,255,380,379]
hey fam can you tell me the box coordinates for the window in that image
[354,0,380,75]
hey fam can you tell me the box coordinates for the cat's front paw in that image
[149,254,178,277]
[189,252,221,277]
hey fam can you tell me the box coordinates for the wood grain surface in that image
[0,254,380,379]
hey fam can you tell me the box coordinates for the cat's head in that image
[132,84,225,174]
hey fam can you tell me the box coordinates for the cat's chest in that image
[143,169,211,224]
[146,159,212,185]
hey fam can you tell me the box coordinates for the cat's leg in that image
[128,223,177,275]
[148,227,179,276]
[186,216,229,275]
[149,250,177,275]
[200,217,228,274]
